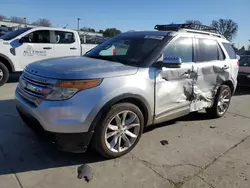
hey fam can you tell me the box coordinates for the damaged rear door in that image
[191,38,230,111]
[154,36,195,123]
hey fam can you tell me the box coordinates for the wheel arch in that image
[0,54,15,73]
[88,93,153,132]
[221,80,235,95]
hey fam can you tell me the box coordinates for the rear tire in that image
[206,85,232,118]
[0,62,9,87]
[92,103,144,158]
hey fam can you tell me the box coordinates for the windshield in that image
[0,27,32,40]
[84,34,164,66]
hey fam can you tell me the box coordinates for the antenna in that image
[63,24,68,29]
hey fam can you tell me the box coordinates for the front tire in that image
[0,62,9,87]
[206,85,232,118]
[92,103,144,158]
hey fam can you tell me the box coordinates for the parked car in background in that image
[15,23,239,158]
[0,25,8,37]
[0,27,99,86]
[238,55,250,87]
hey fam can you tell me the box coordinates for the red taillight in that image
[237,61,240,66]
[113,48,116,56]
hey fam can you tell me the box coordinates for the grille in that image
[17,70,57,106]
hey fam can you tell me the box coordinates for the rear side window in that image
[222,43,236,59]
[54,31,75,44]
[164,37,193,63]
[195,39,219,62]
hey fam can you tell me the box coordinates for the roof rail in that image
[154,23,217,33]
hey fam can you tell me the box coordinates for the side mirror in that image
[236,55,240,61]
[158,56,182,68]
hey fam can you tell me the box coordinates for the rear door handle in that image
[43,47,52,50]
[221,65,229,70]
[70,47,77,50]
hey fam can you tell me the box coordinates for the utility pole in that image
[23,17,26,27]
[77,18,81,31]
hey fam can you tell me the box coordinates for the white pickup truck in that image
[0,27,99,86]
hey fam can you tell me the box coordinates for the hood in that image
[26,56,138,79]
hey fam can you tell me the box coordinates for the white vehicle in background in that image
[0,27,100,86]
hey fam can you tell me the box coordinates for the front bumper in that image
[15,89,94,133]
[16,104,94,153]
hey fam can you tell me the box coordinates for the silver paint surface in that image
[26,56,138,79]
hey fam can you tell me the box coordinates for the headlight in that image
[46,79,102,100]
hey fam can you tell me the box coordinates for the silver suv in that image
[15,24,239,158]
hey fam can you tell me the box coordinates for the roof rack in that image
[154,23,217,33]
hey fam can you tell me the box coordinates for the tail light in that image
[113,48,116,56]
[237,61,240,66]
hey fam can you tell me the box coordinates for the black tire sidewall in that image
[93,103,144,158]
[0,62,9,86]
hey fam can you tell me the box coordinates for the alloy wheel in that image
[217,88,230,115]
[104,110,140,153]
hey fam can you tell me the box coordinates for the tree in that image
[99,29,104,33]
[185,20,202,25]
[211,19,238,41]
[88,28,95,32]
[248,45,250,51]
[103,28,121,37]
[80,27,95,32]
[32,18,52,27]
[80,27,89,31]
[10,16,27,24]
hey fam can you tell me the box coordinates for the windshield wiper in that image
[85,55,118,62]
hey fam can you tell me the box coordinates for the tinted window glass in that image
[23,30,50,43]
[239,56,250,67]
[164,37,193,63]
[196,39,218,62]
[81,35,106,44]
[85,35,164,66]
[0,27,32,40]
[218,43,225,60]
[222,43,236,59]
[54,31,75,44]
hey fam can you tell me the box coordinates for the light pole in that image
[77,18,81,31]
[23,17,26,26]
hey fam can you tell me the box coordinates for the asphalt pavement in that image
[1,74,250,188]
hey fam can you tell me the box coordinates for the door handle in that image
[221,65,229,70]
[70,47,77,50]
[43,47,52,50]
[180,69,192,77]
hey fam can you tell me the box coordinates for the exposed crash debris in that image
[160,140,169,145]
[210,125,216,129]
[77,164,94,182]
